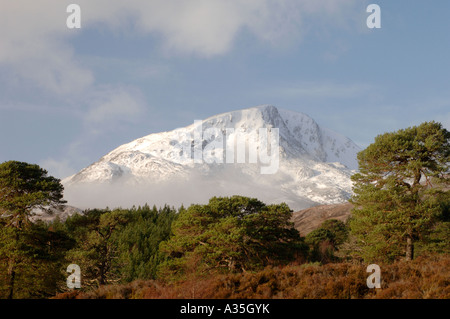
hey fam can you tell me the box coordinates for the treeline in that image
[1,194,448,299]
[0,204,178,298]
[0,196,310,298]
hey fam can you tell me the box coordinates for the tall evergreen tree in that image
[64,209,129,287]
[114,204,178,281]
[0,161,66,298]
[349,122,450,262]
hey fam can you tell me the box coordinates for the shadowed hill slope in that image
[291,202,353,236]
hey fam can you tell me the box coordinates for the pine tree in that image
[158,196,306,280]
[64,209,129,287]
[349,122,450,262]
[0,161,67,298]
[115,205,177,281]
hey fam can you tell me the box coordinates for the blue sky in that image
[1,0,449,179]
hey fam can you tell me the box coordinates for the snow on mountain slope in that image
[63,105,360,211]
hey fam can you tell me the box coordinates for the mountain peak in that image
[63,105,360,211]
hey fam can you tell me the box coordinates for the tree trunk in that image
[8,229,20,299]
[406,235,414,261]
[99,261,106,286]
[7,260,16,299]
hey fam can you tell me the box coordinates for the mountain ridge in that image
[63,105,360,211]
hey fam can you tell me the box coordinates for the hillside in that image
[291,202,353,236]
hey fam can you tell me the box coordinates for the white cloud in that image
[85,87,146,125]
[0,0,363,96]
[76,0,362,57]
[40,158,76,180]
[0,0,94,94]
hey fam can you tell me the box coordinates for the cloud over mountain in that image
[63,105,360,211]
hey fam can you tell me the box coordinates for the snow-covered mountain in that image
[63,105,360,211]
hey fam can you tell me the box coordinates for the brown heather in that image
[54,253,450,299]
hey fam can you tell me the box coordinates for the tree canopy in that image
[63,204,178,287]
[0,161,68,299]
[0,161,65,229]
[349,121,450,262]
[158,196,306,280]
